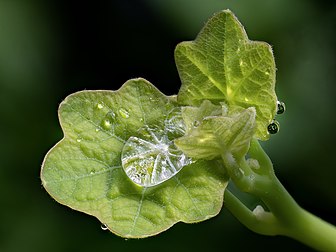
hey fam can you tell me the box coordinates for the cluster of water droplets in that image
[76,103,132,142]
[267,100,286,135]
[121,108,192,187]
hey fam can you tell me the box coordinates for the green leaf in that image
[175,9,277,140]
[41,78,228,238]
[175,106,256,160]
[181,100,223,133]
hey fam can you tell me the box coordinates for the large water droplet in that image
[121,126,192,187]
[165,108,185,138]
[267,120,280,134]
[277,101,286,114]
[119,108,129,119]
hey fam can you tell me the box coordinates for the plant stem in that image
[287,207,336,251]
[224,190,284,236]
[223,139,336,251]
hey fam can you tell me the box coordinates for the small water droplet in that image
[76,138,82,143]
[95,128,100,132]
[267,120,280,134]
[90,169,95,175]
[277,101,286,114]
[193,120,200,127]
[165,108,186,138]
[107,111,115,119]
[239,59,244,66]
[119,108,129,118]
[265,71,270,76]
[101,224,108,231]
[97,103,104,109]
[103,119,111,129]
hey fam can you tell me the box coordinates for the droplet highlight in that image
[103,119,112,129]
[97,103,104,109]
[101,224,108,231]
[119,108,129,119]
[277,101,286,114]
[267,120,280,134]
[121,126,192,187]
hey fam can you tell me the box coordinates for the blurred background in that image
[0,0,335,251]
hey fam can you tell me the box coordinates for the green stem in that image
[287,208,336,251]
[222,139,336,251]
[224,190,284,236]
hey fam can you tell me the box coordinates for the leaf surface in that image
[41,78,227,238]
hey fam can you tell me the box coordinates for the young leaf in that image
[41,78,228,238]
[175,10,277,140]
[175,106,256,160]
[181,100,223,133]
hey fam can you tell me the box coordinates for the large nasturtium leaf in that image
[41,78,228,238]
[175,10,277,140]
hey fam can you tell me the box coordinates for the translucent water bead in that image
[121,126,192,187]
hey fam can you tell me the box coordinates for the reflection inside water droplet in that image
[164,107,186,138]
[121,125,192,187]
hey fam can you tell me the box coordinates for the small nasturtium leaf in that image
[181,100,223,133]
[175,9,277,140]
[41,78,228,238]
[175,105,256,160]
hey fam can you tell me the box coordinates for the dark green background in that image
[1,0,335,251]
